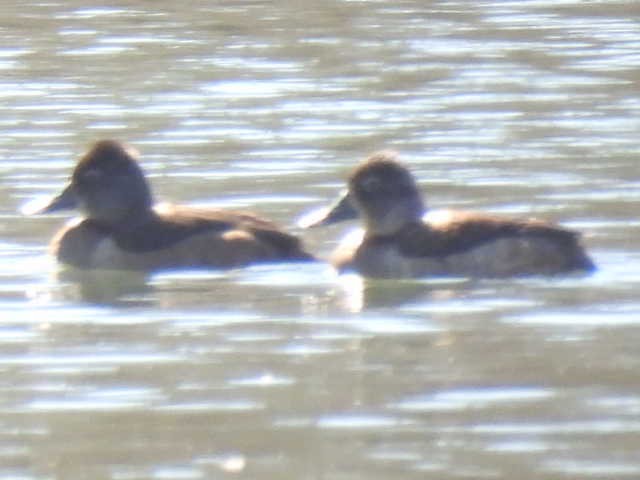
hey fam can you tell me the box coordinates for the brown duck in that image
[303,151,595,278]
[30,140,312,271]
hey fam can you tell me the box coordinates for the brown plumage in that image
[34,140,313,271]
[388,211,581,258]
[303,152,595,278]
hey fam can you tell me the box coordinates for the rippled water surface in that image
[2,1,640,478]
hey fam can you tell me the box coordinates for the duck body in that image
[305,152,595,279]
[331,209,594,278]
[53,204,310,271]
[34,140,312,271]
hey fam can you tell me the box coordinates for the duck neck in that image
[364,197,426,237]
[105,203,159,235]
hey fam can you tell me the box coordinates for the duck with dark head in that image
[29,140,313,271]
[303,151,595,279]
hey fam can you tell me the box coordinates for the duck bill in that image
[22,183,78,215]
[298,191,359,228]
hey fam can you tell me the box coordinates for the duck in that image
[28,139,313,271]
[302,151,595,278]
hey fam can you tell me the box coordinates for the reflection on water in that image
[1,0,640,479]
[54,268,154,306]
[34,262,478,315]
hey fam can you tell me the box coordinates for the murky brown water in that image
[2,1,640,478]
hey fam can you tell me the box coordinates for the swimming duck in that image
[29,140,313,271]
[303,151,595,278]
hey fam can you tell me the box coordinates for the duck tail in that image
[570,248,596,273]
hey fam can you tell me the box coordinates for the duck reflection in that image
[55,267,154,306]
[47,258,470,313]
[334,273,471,313]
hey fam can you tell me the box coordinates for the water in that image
[1,1,640,478]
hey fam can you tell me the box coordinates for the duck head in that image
[303,151,425,236]
[32,140,155,229]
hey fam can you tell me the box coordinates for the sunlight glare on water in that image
[0,1,639,479]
